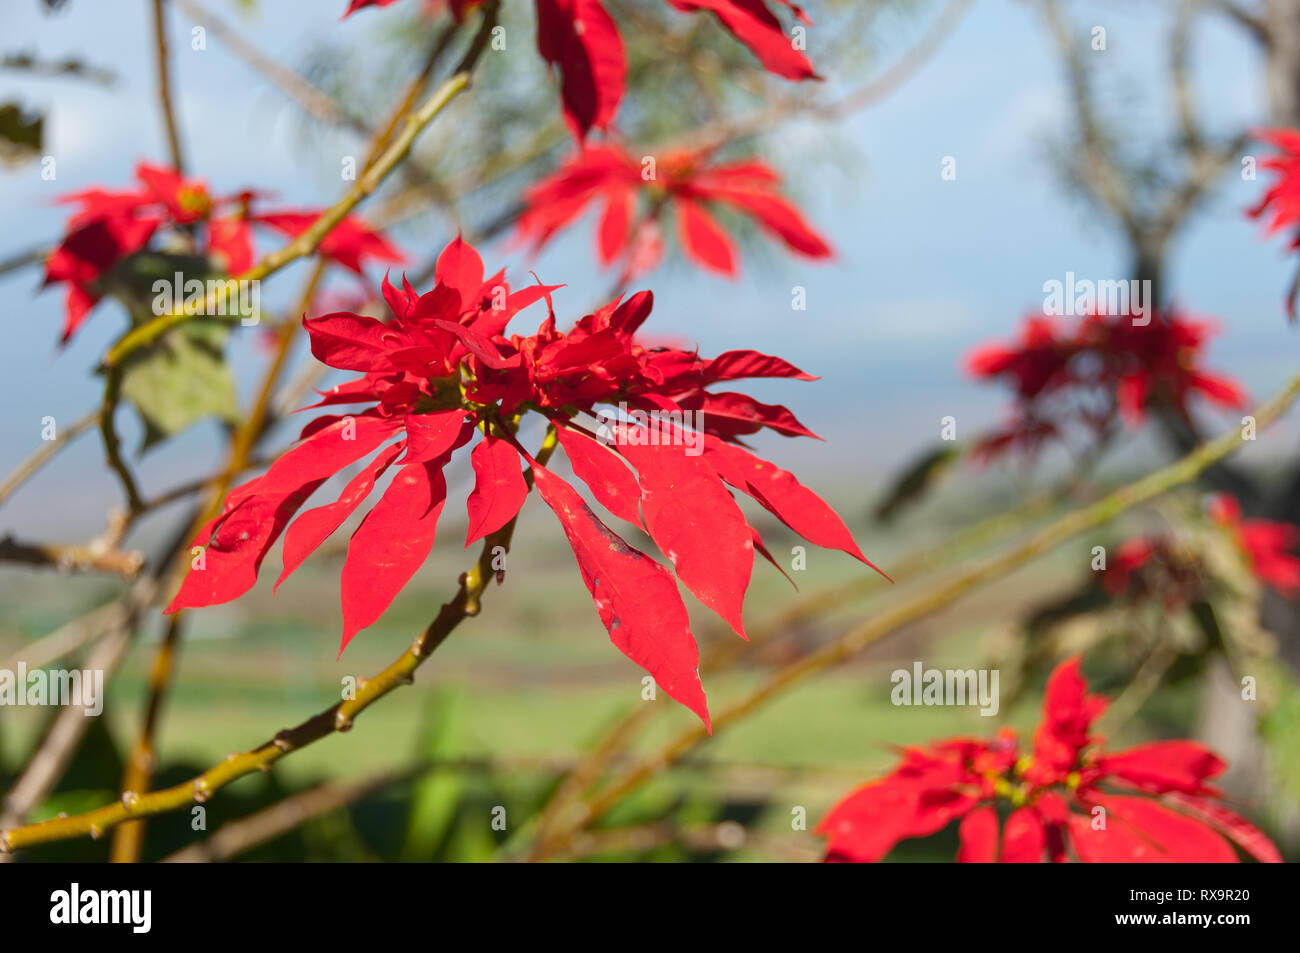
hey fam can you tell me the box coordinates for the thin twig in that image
[152,0,186,173]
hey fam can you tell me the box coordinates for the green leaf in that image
[119,316,239,452]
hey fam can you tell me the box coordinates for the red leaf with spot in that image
[166,479,325,612]
[276,442,404,590]
[465,434,529,546]
[532,463,710,728]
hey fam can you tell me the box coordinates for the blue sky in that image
[0,0,1295,537]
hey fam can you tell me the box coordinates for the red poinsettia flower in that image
[1247,127,1300,317]
[166,235,879,728]
[817,658,1282,863]
[965,308,1246,462]
[43,164,405,343]
[346,0,815,139]
[1207,493,1300,595]
[515,144,831,279]
[43,162,211,342]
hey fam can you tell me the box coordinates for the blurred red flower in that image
[345,0,816,139]
[515,144,831,278]
[817,658,1281,863]
[1248,127,1300,316]
[1207,493,1300,595]
[965,308,1246,462]
[43,164,403,343]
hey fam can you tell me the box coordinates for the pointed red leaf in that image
[677,198,738,276]
[167,479,324,612]
[1068,796,1238,863]
[665,0,818,81]
[702,348,816,383]
[403,411,471,464]
[339,460,449,653]
[1163,793,1283,863]
[275,442,403,591]
[556,424,642,525]
[956,804,998,863]
[465,434,528,547]
[998,807,1046,862]
[532,463,710,729]
[257,414,400,498]
[536,0,627,139]
[614,423,752,638]
[598,189,634,265]
[434,233,485,303]
[303,311,399,372]
[703,435,884,575]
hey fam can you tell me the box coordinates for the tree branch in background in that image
[152,0,186,173]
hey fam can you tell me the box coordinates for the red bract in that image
[44,162,210,342]
[965,308,1246,462]
[1207,493,1300,595]
[43,163,404,343]
[166,235,879,728]
[1247,127,1300,316]
[345,0,815,139]
[515,144,831,278]
[817,658,1281,863]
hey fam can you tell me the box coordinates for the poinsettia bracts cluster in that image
[166,235,881,728]
[964,308,1246,462]
[515,144,832,280]
[43,161,403,343]
[818,658,1281,863]
[345,0,817,139]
